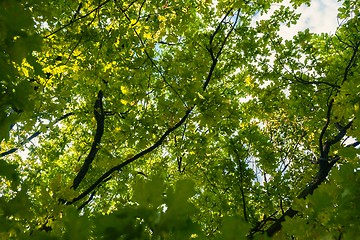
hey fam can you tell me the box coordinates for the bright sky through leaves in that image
[0,0,359,239]
[254,0,342,39]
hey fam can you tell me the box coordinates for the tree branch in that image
[77,191,96,210]
[72,90,105,189]
[292,75,340,89]
[234,147,248,222]
[44,0,112,38]
[341,40,360,85]
[66,6,237,206]
[260,120,353,238]
[0,112,74,158]
[66,106,194,204]
[319,99,334,157]
[264,155,339,238]
[345,141,360,148]
[119,6,188,107]
[203,8,237,91]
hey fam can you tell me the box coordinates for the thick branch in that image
[264,156,339,238]
[328,121,353,146]
[67,6,237,206]
[261,120,353,238]
[77,191,96,210]
[72,90,105,189]
[67,106,194,204]
[0,112,74,158]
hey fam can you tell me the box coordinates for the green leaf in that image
[133,176,165,207]
[0,159,19,188]
[217,216,250,240]
[0,111,19,142]
[0,0,359,239]
[338,147,359,159]
[62,207,91,240]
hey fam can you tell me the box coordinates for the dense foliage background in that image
[0,0,359,239]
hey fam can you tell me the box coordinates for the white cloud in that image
[252,0,343,39]
[279,0,342,39]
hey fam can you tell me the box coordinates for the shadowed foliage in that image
[0,0,359,239]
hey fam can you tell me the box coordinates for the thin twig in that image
[0,112,74,158]
[120,7,188,107]
[44,0,111,38]
[203,8,238,91]
[341,41,359,85]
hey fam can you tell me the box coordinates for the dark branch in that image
[203,8,238,91]
[0,112,74,158]
[209,8,233,47]
[72,90,105,190]
[65,35,83,65]
[44,0,112,38]
[233,147,248,223]
[327,121,353,147]
[131,0,146,26]
[261,119,353,238]
[66,6,236,207]
[177,156,186,173]
[319,99,334,156]
[157,41,176,46]
[292,75,340,89]
[77,191,96,210]
[264,154,340,238]
[119,7,187,107]
[341,41,360,85]
[216,9,240,60]
[248,211,278,238]
[346,141,360,148]
[66,106,194,204]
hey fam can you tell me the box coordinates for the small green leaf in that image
[133,176,165,207]
[197,92,205,100]
[217,216,250,240]
[0,159,19,186]
[338,147,359,159]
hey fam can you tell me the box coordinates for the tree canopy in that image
[0,0,360,239]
